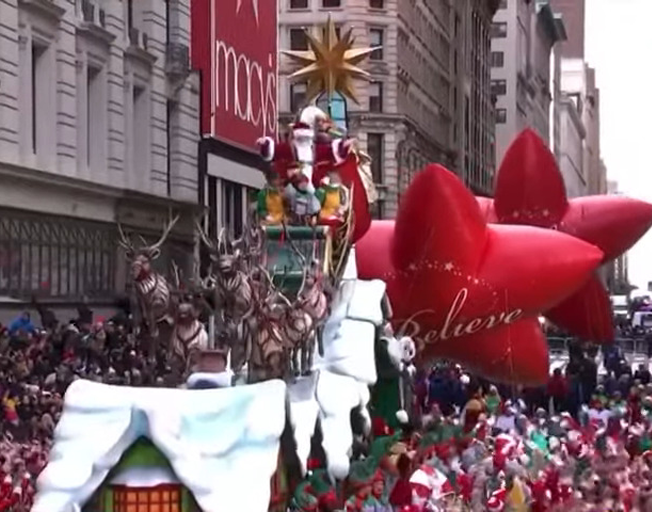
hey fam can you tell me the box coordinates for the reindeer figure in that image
[248,267,290,382]
[117,215,179,356]
[195,221,253,372]
[169,262,209,376]
[286,234,331,358]
[281,288,316,376]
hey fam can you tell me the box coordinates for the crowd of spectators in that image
[0,302,183,511]
[4,303,652,510]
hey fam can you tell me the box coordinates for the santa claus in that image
[256,106,372,242]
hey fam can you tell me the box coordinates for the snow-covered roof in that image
[32,378,287,512]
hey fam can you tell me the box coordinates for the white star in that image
[444,262,454,271]
[236,0,259,26]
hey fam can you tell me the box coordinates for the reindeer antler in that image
[117,223,136,255]
[171,260,182,289]
[194,215,215,252]
[147,214,180,254]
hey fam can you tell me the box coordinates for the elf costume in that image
[256,171,286,225]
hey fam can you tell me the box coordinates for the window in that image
[369,0,385,8]
[369,82,383,112]
[491,79,507,96]
[222,180,244,237]
[369,28,384,60]
[367,133,384,183]
[132,85,149,177]
[496,108,507,124]
[289,28,309,50]
[167,101,178,196]
[0,212,116,298]
[87,66,103,170]
[491,51,504,67]
[491,22,507,38]
[289,0,309,8]
[112,484,182,512]
[290,83,307,112]
[322,24,341,40]
[31,43,49,156]
[321,0,341,7]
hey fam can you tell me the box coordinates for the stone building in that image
[561,58,604,195]
[491,0,566,166]
[277,0,499,216]
[0,0,199,302]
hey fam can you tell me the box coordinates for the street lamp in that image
[316,91,349,133]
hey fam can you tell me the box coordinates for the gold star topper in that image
[283,16,379,104]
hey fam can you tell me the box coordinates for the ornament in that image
[283,16,378,103]
[356,165,602,384]
[479,129,652,341]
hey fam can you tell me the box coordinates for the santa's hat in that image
[487,488,506,511]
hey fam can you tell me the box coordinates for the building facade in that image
[277,0,498,216]
[560,58,604,195]
[191,0,275,239]
[0,0,199,302]
[605,180,631,293]
[454,0,501,196]
[491,0,565,166]
[558,95,586,198]
[548,0,584,58]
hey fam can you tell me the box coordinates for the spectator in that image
[7,314,34,337]
[547,368,568,414]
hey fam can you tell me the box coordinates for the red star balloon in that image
[479,129,652,342]
[356,164,603,385]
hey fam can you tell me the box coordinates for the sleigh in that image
[261,208,354,295]
[261,225,332,294]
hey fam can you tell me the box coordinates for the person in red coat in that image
[256,106,371,242]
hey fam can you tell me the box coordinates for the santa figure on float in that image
[257,106,352,192]
[256,105,372,241]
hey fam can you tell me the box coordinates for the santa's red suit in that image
[258,128,371,242]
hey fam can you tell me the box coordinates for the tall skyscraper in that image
[549,0,585,58]
[490,0,566,165]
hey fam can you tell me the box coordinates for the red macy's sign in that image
[191,0,278,152]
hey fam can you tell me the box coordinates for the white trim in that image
[206,154,265,188]
[293,128,314,139]
[110,467,179,487]
[260,137,275,162]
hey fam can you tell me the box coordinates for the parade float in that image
[31,17,652,512]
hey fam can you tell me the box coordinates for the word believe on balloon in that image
[398,288,524,345]
[214,39,277,142]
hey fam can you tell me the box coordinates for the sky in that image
[585,0,652,290]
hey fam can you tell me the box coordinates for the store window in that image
[112,484,182,512]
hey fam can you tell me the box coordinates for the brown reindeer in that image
[169,262,209,376]
[247,266,291,382]
[195,221,254,372]
[117,215,179,357]
[285,230,331,362]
